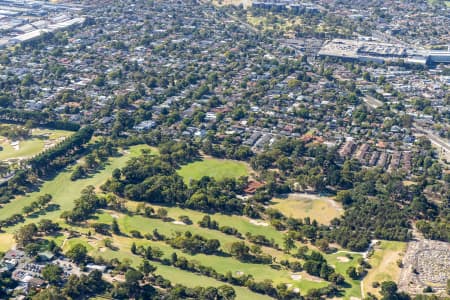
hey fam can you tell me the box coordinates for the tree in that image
[218,285,236,299]
[22,205,34,215]
[84,154,97,169]
[42,264,63,284]
[283,235,296,253]
[14,223,37,247]
[156,207,168,219]
[38,219,60,233]
[139,260,156,277]
[131,242,137,254]
[125,269,144,297]
[66,243,87,264]
[32,287,66,300]
[381,281,398,299]
[24,243,40,257]
[346,266,358,279]
[316,239,329,251]
[230,241,249,260]
[71,165,86,181]
[112,168,121,180]
[205,239,221,253]
[171,252,178,263]
[112,218,120,234]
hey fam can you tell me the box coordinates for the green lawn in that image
[0,145,151,235]
[127,203,285,246]
[363,241,406,297]
[326,252,363,299]
[63,237,94,252]
[427,0,450,6]
[291,279,328,294]
[271,194,343,225]
[0,143,364,299]
[92,211,323,288]
[0,128,73,161]
[177,158,249,183]
[0,233,15,252]
[77,235,272,300]
[62,231,302,300]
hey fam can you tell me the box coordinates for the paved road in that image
[362,95,383,109]
[361,92,450,163]
[413,124,450,162]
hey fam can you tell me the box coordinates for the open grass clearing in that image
[363,241,406,297]
[126,201,285,246]
[325,252,363,299]
[0,127,73,161]
[291,277,328,294]
[109,209,293,262]
[64,232,324,298]
[63,237,94,252]
[177,157,249,184]
[90,212,330,290]
[1,143,359,298]
[271,193,343,225]
[0,233,15,252]
[63,234,273,300]
[0,144,151,233]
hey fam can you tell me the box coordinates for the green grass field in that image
[0,128,73,161]
[0,145,151,236]
[326,252,363,299]
[363,241,406,297]
[271,194,343,225]
[126,202,285,246]
[63,233,272,300]
[86,210,329,292]
[1,144,364,299]
[177,157,249,183]
[61,228,308,300]
[427,0,450,6]
[0,233,15,252]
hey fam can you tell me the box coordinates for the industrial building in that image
[252,0,320,13]
[318,39,450,65]
[0,0,86,48]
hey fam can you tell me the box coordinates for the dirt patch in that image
[11,141,19,151]
[236,271,244,276]
[337,256,351,263]
[99,247,107,252]
[172,221,186,225]
[249,219,269,226]
[300,271,324,282]
[290,274,302,280]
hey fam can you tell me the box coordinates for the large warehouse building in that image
[318,39,450,65]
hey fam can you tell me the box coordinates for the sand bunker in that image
[11,141,19,151]
[172,221,186,225]
[249,219,269,226]
[336,256,350,262]
[290,274,302,280]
